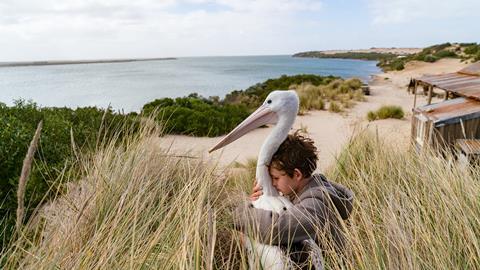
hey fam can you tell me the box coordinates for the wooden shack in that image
[412,61,480,107]
[412,98,480,151]
[411,62,480,152]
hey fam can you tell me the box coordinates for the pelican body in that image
[210,90,299,269]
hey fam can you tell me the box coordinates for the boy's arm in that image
[233,197,329,245]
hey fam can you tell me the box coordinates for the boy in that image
[234,131,354,267]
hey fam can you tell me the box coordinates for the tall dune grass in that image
[329,132,480,269]
[2,120,479,269]
[2,120,248,269]
[294,79,365,114]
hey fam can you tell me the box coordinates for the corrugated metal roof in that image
[414,97,480,124]
[456,139,480,155]
[416,61,480,100]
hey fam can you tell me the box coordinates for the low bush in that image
[390,59,405,71]
[464,45,479,55]
[434,50,457,58]
[423,54,439,63]
[142,95,250,137]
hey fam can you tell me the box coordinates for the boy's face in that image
[269,166,298,196]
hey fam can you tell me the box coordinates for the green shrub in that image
[142,96,250,137]
[391,59,405,71]
[429,42,451,51]
[368,105,404,121]
[377,105,404,119]
[464,45,479,55]
[424,54,438,63]
[434,50,457,58]
[0,101,135,250]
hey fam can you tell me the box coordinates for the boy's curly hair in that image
[270,130,318,178]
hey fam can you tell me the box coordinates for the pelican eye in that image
[267,99,272,104]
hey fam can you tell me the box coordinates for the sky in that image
[0,0,479,61]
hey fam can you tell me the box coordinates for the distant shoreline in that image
[0,57,177,68]
[293,48,422,57]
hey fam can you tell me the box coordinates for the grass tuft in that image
[294,78,364,114]
[367,105,404,121]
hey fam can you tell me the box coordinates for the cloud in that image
[368,0,480,24]
[0,0,323,60]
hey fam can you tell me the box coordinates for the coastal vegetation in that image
[0,74,365,249]
[142,94,250,137]
[294,42,480,71]
[2,123,478,269]
[377,42,480,71]
[367,105,404,121]
[143,74,364,136]
[0,101,136,251]
[223,74,339,108]
[293,51,397,62]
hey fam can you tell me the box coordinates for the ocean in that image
[0,55,380,112]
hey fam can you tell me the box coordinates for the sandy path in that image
[156,59,468,171]
[158,110,350,170]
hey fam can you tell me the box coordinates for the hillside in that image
[294,42,480,71]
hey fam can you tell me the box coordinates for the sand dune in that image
[157,58,468,171]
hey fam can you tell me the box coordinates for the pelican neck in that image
[257,116,295,195]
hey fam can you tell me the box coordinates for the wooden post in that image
[407,78,414,93]
[427,120,435,147]
[413,80,418,108]
[427,85,433,105]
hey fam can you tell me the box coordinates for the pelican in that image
[209,90,299,269]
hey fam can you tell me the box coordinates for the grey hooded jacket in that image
[234,173,354,251]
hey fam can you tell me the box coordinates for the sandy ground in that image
[157,58,468,171]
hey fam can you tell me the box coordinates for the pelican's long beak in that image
[209,105,277,153]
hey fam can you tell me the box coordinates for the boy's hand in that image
[250,180,263,201]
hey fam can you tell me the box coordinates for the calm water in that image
[0,55,380,112]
